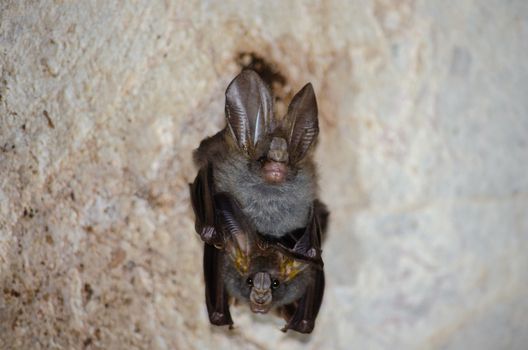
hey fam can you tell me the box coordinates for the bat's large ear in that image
[214,193,253,274]
[278,254,310,282]
[284,83,319,164]
[225,70,273,157]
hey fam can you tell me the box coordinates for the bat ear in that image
[225,70,273,157]
[278,254,310,282]
[284,83,319,164]
[214,193,253,273]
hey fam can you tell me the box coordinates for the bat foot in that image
[282,320,314,334]
[201,226,220,246]
[307,248,317,258]
[209,311,232,326]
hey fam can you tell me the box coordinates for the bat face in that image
[221,234,314,315]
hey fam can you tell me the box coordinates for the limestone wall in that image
[1,1,527,349]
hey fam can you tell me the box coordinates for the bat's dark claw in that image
[200,226,217,244]
[209,311,232,326]
[296,320,315,334]
[283,319,314,334]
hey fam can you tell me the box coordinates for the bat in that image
[210,192,325,333]
[190,70,329,333]
[190,167,328,333]
[192,69,326,259]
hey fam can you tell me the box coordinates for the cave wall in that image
[1,1,527,349]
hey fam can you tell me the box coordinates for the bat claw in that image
[283,319,314,334]
[210,311,232,326]
[201,226,217,244]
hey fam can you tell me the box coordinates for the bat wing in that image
[189,164,224,247]
[203,243,233,326]
[279,200,327,333]
[202,193,256,327]
[313,199,329,241]
[214,192,255,274]
[281,267,325,334]
[192,171,242,327]
[271,199,329,266]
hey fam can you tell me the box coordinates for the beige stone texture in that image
[1,1,527,349]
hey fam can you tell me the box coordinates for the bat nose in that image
[251,289,272,306]
[253,272,271,290]
[253,289,271,302]
[250,272,273,305]
[267,137,288,162]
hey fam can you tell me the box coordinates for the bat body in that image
[205,192,326,333]
[193,69,321,241]
[190,70,328,333]
[213,143,316,237]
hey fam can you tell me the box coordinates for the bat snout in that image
[262,137,289,184]
[251,289,272,304]
[249,289,272,313]
[262,161,287,183]
[249,272,273,313]
[267,137,289,163]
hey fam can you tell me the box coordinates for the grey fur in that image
[214,151,316,237]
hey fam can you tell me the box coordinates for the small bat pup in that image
[190,70,328,333]
[211,192,325,333]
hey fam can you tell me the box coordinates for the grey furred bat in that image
[190,70,328,333]
[193,70,325,256]
[214,192,325,333]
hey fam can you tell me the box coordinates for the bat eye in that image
[246,277,253,286]
[271,279,280,289]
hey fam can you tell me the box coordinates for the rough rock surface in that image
[1,1,527,349]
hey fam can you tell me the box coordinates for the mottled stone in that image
[0,1,527,349]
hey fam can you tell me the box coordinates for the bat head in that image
[224,70,319,185]
[222,220,313,314]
